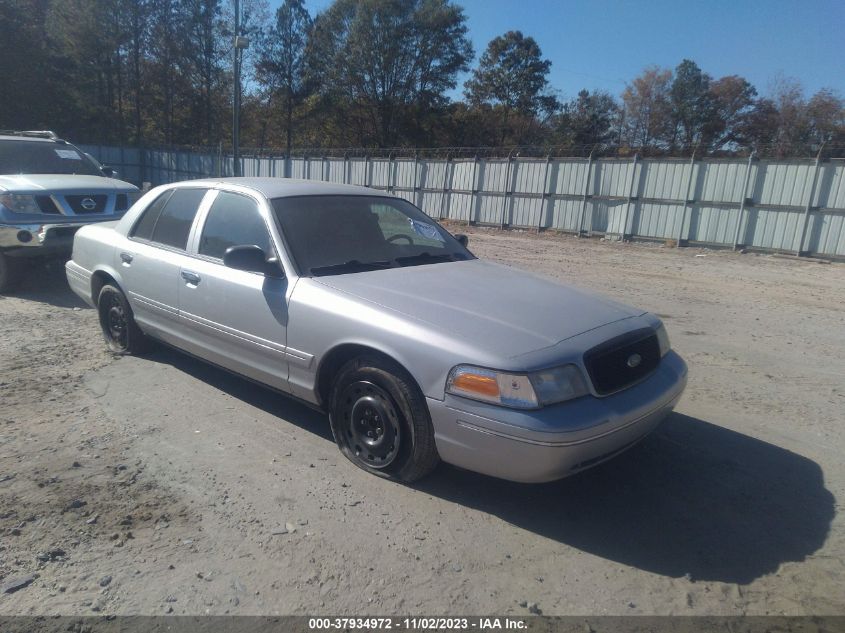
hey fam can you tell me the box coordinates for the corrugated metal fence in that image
[80,145,845,258]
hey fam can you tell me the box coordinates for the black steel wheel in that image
[97,284,147,354]
[337,380,403,469]
[329,355,438,482]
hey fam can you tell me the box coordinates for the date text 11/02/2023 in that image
[308,617,528,630]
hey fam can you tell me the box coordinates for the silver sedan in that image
[66,178,687,483]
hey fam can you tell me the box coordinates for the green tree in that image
[256,0,312,154]
[557,89,619,149]
[806,88,845,149]
[464,30,558,145]
[669,59,714,149]
[306,0,472,147]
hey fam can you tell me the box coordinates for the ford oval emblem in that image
[81,197,97,210]
[627,353,642,368]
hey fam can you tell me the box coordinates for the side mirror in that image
[455,233,469,248]
[223,245,284,278]
[101,165,117,178]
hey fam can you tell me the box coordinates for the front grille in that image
[583,328,661,395]
[36,195,61,214]
[65,194,108,214]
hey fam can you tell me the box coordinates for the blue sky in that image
[270,0,845,102]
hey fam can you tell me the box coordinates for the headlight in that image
[446,363,589,409]
[0,193,41,214]
[655,323,671,357]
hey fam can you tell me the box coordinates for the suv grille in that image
[36,195,60,214]
[583,328,661,395]
[66,194,107,214]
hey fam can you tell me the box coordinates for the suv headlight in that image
[655,323,671,357]
[0,193,41,214]
[446,364,589,409]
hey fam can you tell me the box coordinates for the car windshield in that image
[271,195,474,276]
[0,139,103,176]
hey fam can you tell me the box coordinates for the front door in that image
[177,190,291,391]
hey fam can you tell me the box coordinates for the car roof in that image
[170,177,393,199]
[0,135,59,143]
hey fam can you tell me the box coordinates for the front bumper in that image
[427,351,688,483]
[1,222,89,255]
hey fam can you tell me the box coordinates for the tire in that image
[329,355,439,483]
[0,252,22,293]
[97,284,148,355]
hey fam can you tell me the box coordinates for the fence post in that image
[577,148,595,235]
[620,153,639,240]
[438,155,452,220]
[140,145,148,185]
[388,153,395,193]
[413,151,420,207]
[365,155,371,188]
[538,153,552,232]
[796,145,825,256]
[676,145,698,246]
[343,152,349,184]
[732,151,756,250]
[468,156,479,225]
[500,149,515,229]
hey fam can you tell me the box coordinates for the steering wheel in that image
[386,233,415,245]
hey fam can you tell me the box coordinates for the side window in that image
[130,190,172,240]
[150,188,207,250]
[198,191,271,260]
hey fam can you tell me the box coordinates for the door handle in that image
[120,252,134,264]
[181,270,201,285]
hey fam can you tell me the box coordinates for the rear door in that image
[118,187,211,344]
[177,189,292,391]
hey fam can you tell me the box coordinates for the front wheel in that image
[97,284,148,354]
[329,355,439,483]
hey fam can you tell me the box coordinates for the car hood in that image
[0,174,137,193]
[315,259,645,359]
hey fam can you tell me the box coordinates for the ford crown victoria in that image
[66,178,687,483]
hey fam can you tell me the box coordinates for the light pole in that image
[232,0,249,177]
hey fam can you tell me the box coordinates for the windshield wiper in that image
[394,252,455,267]
[310,259,393,276]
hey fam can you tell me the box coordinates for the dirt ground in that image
[1,228,843,617]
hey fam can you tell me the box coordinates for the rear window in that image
[131,188,207,250]
[130,190,172,240]
[0,139,103,176]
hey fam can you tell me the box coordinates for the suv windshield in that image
[0,139,103,176]
[271,195,474,276]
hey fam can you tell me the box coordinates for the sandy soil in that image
[1,231,843,616]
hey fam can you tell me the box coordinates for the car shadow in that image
[1,257,90,309]
[143,344,335,442]
[418,414,835,585]
[142,346,835,586]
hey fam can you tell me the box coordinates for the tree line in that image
[1,0,843,157]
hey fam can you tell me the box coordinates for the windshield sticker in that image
[408,219,445,242]
[55,149,81,160]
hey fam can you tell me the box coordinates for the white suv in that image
[0,131,139,292]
